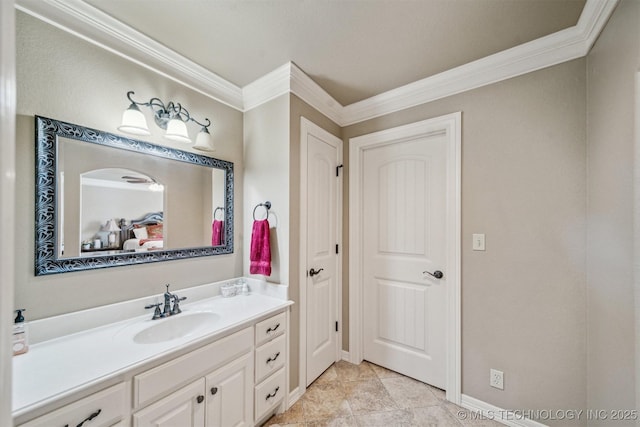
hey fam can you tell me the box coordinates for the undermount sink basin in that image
[132,312,220,344]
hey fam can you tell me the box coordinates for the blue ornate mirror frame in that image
[35,116,234,276]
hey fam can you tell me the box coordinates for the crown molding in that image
[242,63,292,112]
[340,0,619,126]
[16,0,618,126]
[16,0,244,111]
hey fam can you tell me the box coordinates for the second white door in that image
[362,128,448,388]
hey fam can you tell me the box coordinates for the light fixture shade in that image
[193,128,215,152]
[164,118,191,143]
[106,219,121,232]
[118,104,150,136]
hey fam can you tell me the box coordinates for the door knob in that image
[309,268,324,277]
[423,270,444,279]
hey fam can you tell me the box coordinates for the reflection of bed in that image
[123,212,164,252]
[123,239,164,251]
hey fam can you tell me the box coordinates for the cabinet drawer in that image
[254,367,285,422]
[255,312,286,346]
[255,334,286,383]
[18,383,126,427]
[134,326,252,408]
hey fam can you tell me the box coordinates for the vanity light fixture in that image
[118,91,215,151]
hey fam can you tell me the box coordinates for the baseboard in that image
[341,350,350,362]
[287,386,303,408]
[460,395,548,427]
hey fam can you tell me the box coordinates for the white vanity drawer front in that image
[18,383,126,427]
[255,312,286,346]
[254,367,285,422]
[134,326,252,409]
[255,334,286,383]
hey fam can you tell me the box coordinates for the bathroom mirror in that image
[35,116,234,275]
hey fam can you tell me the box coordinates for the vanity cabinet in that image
[133,327,254,427]
[18,383,127,427]
[13,298,291,427]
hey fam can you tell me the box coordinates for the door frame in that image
[299,116,343,394]
[348,112,461,404]
[0,1,16,425]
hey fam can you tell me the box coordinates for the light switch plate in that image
[472,234,486,251]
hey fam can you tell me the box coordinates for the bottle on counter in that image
[13,309,29,356]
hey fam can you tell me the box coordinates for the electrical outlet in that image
[490,369,504,390]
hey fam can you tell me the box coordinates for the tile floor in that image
[263,361,504,426]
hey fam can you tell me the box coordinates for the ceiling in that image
[83,0,586,106]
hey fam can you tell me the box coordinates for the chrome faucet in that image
[144,284,187,320]
[163,284,173,317]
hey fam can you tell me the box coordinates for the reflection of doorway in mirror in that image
[58,171,64,257]
[79,168,163,256]
[211,168,226,246]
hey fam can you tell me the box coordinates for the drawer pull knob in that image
[197,395,205,404]
[266,352,281,364]
[211,386,218,395]
[265,386,280,400]
[266,323,280,334]
[76,409,102,427]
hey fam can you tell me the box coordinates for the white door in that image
[301,118,342,387]
[134,379,205,427]
[362,130,448,388]
[205,353,253,427]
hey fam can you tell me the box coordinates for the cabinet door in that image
[205,352,254,427]
[134,379,205,427]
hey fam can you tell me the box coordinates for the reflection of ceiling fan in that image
[122,175,155,184]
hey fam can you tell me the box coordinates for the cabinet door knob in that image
[197,395,204,404]
[210,387,218,395]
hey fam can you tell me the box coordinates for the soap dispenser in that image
[13,309,29,356]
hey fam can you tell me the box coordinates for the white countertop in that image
[13,282,292,418]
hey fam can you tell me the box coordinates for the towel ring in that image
[253,201,271,221]
[213,207,224,221]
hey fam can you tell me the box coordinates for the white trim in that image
[460,395,548,427]
[290,64,343,126]
[341,350,350,362]
[299,117,343,394]
[15,0,244,111]
[287,387,303,408]
[15,0,616,125]
[242,63,292,112]
[0,0,16,425]
[348,112,462,404]
[634,71,640,419]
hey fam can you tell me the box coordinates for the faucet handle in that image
[145,303,164,320]
[171,295,187,315]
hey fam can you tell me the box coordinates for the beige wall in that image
[15,12,244,319]
[243,94,290,286]
[343,59,588,423]
[586,0,640,423]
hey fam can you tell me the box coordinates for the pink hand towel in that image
[250,219,271,276]
[211,220,223,246]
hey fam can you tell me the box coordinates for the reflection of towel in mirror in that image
[212,220,224,246]
[250,219,271,276]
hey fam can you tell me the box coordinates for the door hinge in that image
[336,164,343,177]
[335,244,339,254]
[335,321,339,332]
